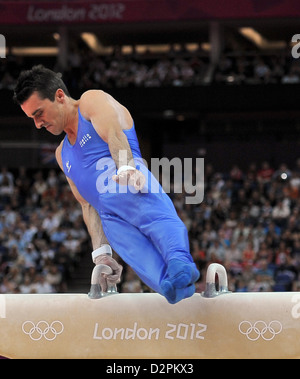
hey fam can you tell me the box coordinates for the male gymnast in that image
[13,65,200,304]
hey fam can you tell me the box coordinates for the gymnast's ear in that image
[55,88,66,103]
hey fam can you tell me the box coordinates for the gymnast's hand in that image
[94,253,123,293]
[112,166,146,191]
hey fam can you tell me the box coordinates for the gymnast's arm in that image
[55,143,122,284]
[79,89,145,190]
[55,142,108,249]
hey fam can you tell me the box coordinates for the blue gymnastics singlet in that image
[61,108,198,297]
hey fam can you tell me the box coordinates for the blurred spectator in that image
[44,263,64,292]
[30,273,54,294]
[121,267,143,293]
[257,161,274,186]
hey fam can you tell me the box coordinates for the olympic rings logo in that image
[239,320,282,341]
[22,320,64,341]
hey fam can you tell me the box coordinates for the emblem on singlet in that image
[66,161,72,173]
[79,133,92,147]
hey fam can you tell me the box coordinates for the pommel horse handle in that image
[202,263,231,298]
[88,264,118,299]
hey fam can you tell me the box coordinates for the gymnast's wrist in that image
[92,244,112,263]
[117,165,136,176]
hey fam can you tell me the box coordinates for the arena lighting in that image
[239,27,286,49]
[53,33,60,41]
[80,32,111,54]
[10,47,58,56]
[81,33,209,55]
[8,30,209,58]
[200,43,211,51]
[7,33,60,56]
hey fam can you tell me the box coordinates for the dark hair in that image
[13,64,70,105]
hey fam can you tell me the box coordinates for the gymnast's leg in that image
[136,163,200,292]
[137,206,200,303]
[100,214,196,304]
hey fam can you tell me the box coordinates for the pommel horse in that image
[0,263,300,359]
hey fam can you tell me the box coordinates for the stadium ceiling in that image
[2,17,300,55]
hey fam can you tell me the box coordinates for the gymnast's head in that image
[13,65,72,135]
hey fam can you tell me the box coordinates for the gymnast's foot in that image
[161,281,196,304]
[160,259,200,304]
[165,259,200,288]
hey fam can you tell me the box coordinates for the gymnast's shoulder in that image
[78,90,108,117]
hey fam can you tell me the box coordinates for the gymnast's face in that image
[21,90,66,136]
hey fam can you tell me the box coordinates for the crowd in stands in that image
[213,51,300,85]
[0,44,210,91]
[2,157,300,295]
[1,44,300,92]
[64,45,210,90]
[188,159,300,294]
[0,166,89,294]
